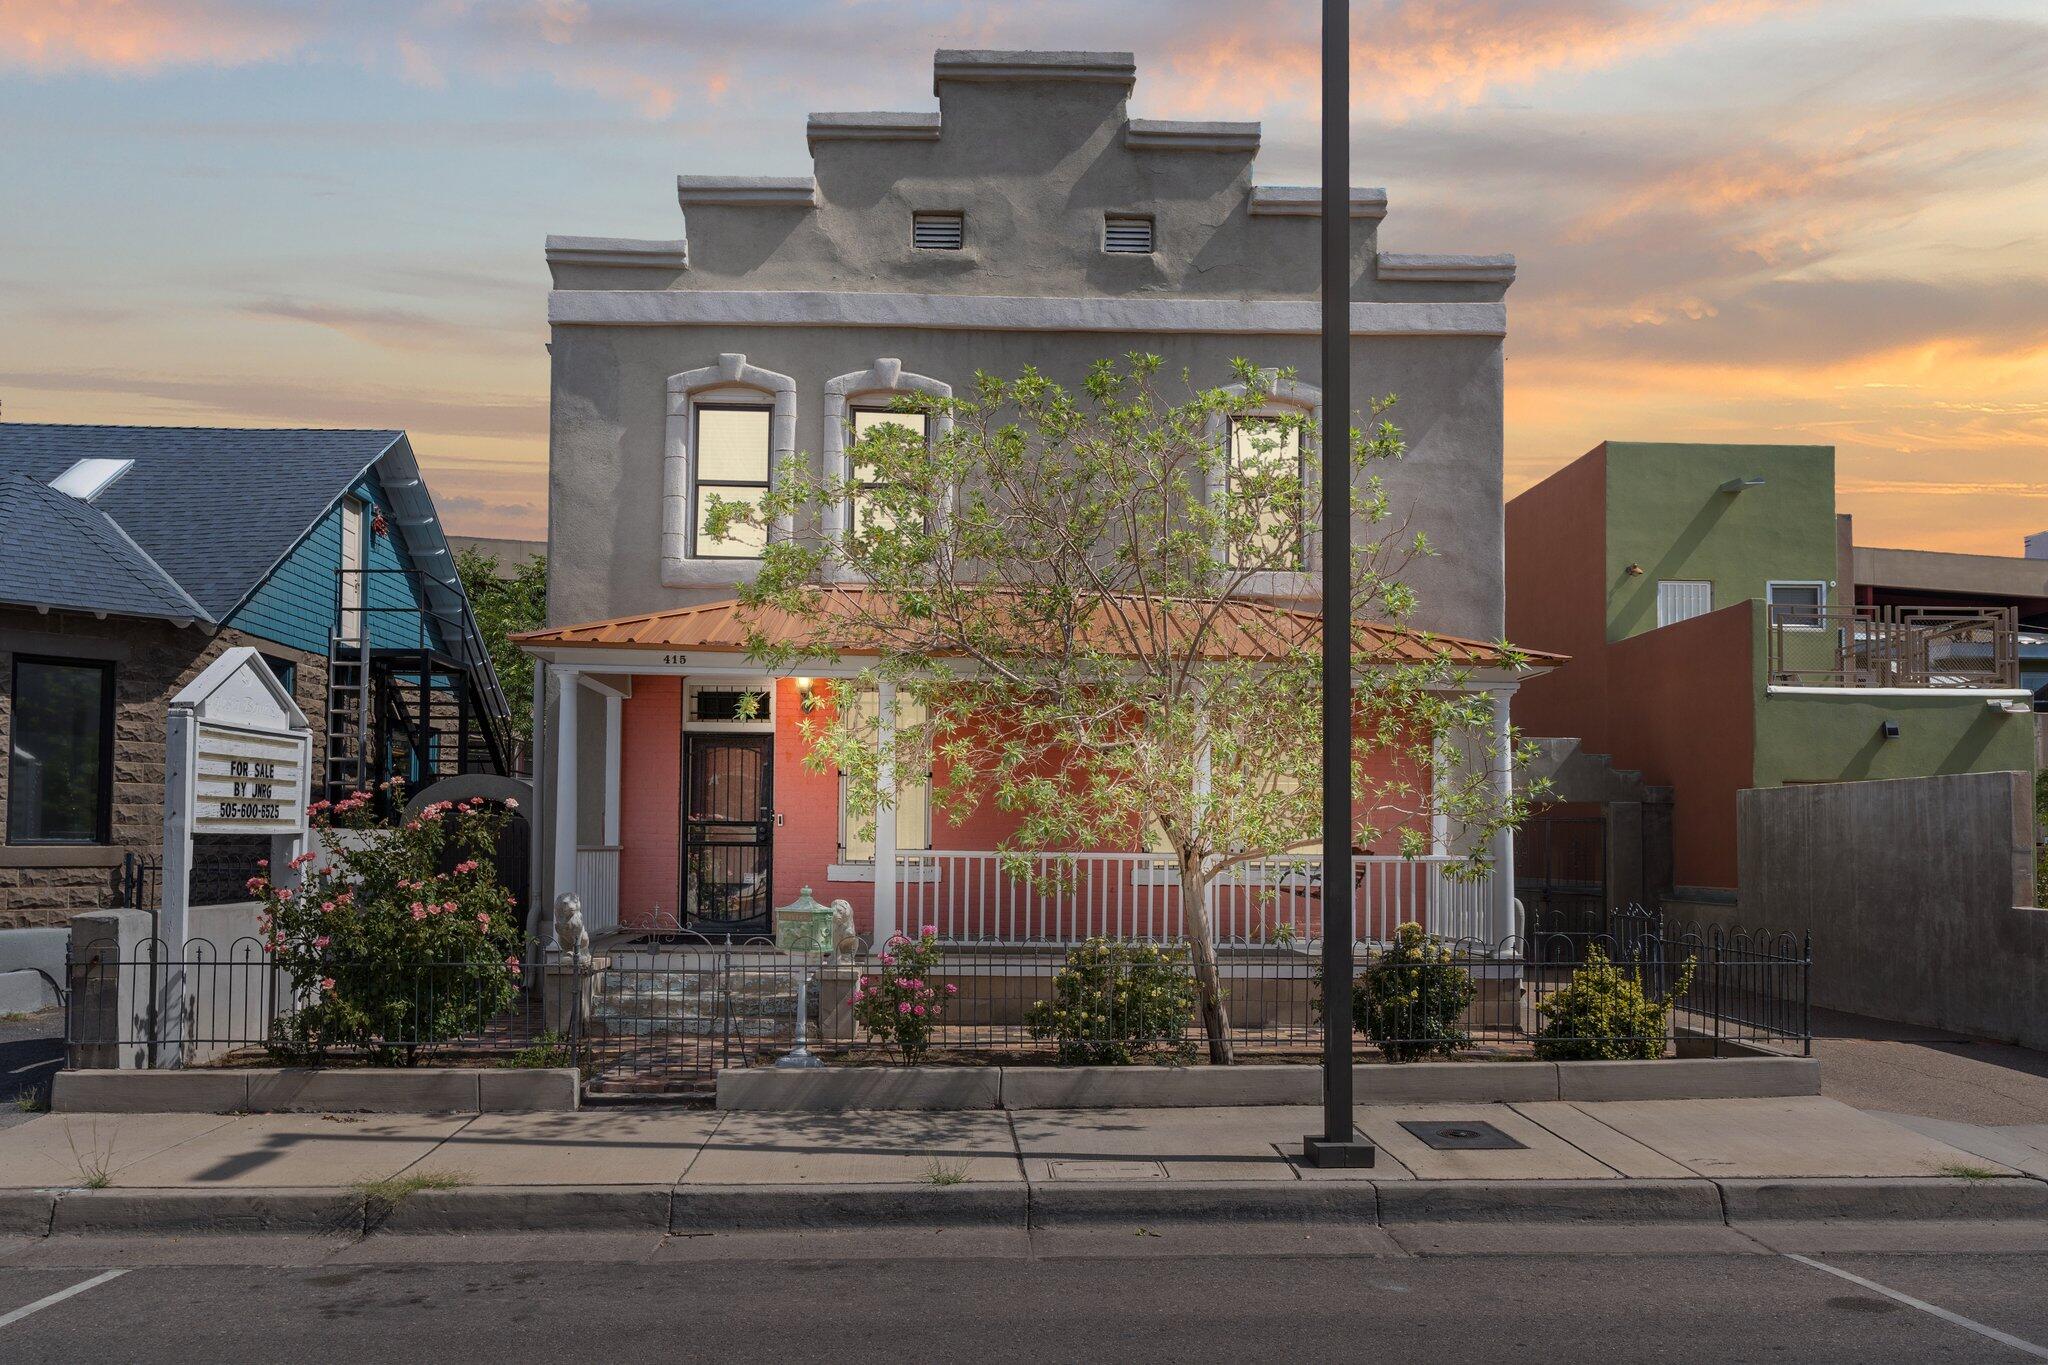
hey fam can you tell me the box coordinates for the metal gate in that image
[1515,814,1607,938]
[680,734,773,939]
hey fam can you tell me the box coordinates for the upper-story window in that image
[848,408,929,538]
[692,405,772,559]
[912,211,964,251]
[1225,416,1307,569]
[1104,215,1155,254]
[1767,581,1827,630]
[7,656,114,846]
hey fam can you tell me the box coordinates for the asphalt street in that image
[1,1235,2046,1362]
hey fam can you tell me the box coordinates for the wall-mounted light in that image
[795,677,822,712]
[1719,476,1767,494]
[1880,720,1900,739]
[1988,698,2032,716]
[1625,563,1646,577]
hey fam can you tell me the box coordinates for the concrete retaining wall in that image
[52,1067,579,1114]
[717,1055,1819,1111]
[1739,770,2047,1050]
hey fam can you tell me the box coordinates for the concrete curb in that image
[672,1183,1030,1232]
[1375,1179,1726,1225]
[52,1068,581,1115]
[50,1187,364,1236]
[9,1174,2041,1237]
[1718,1177,2048,1222]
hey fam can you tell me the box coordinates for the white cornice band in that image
[1124,119,1261,153]
[549,289,1506,337]
[1248,185,1390,220]
[932,49,1136,92]
[1377,253,1517,284]
[675,176,818,209]
[807,111,942,144]
[544,236,690,270]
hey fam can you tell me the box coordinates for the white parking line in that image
[0,1270,129,1331]
[1785,1253,2048,1360]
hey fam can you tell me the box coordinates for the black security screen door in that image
[682,734,773,937]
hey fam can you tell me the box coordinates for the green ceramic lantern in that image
[773,885,835,954]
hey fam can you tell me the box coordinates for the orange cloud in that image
[1151,0,1813,118]
[2,0,307,71]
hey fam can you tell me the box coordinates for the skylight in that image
[50,458,134,502]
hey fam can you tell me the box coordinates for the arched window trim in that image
[661,353,797,588]
[1206,369,1322,601]
[821,359,954,581]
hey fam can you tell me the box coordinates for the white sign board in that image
[157,647,313,1065]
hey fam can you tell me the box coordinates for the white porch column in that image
[872,680,898,947]
[1490,687,1518,947]
[552,666,581,913]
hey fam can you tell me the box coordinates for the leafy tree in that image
[456,546,548,746]
[716,355,1536,1064]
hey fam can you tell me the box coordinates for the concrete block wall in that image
[1738,770,2045,1049]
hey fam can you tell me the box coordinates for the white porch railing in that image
[575,846,621,935]
[894,850,1499,947]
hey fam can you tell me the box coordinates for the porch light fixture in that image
[795,677,822,712]
[1719,477,1766,494]
[1625,563,1645,577]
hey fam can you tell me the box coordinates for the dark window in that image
[261,654,297,696]
[690,688,771,724]
[1104,215,1155,254]
[691,405,772,560]
[912,212,964,251]
[7,656,114,845]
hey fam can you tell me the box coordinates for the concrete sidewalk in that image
[0,1097,2043,1237]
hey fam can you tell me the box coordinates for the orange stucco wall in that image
[1505,444,1611,751]
[1603,601,1756,889]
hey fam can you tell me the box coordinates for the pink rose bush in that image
[850,926,950,1062]
[252,784,522,1064]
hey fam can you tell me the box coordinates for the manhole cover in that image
[1044,1159,1170,1181]
[1397,1120,1526,1151]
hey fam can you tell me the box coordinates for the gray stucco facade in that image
[542,47,1515,642]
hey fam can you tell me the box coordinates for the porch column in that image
[1490,687,1518,948]
[872,680,898,948]
[553,666,581,914]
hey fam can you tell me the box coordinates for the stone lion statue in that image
[829,898,859,956]
[551,892,592,966]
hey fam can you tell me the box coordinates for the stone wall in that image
[0,607,327,929]
[1738,770,2046,1050]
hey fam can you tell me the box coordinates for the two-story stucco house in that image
[520,49,1536,950]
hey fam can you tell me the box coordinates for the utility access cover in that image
[1397,1120,1526,1151]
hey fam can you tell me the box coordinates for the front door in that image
[682,733,773,938]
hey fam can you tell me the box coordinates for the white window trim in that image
[1766,580,1829,630]
[1206,369,1320,600]
[662,353,796,588]
[683,679,775,732]
[821,359,953,580]
[337,494,366,644]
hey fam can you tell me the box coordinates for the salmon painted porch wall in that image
[616,675,1438,937]
[618,677,681,929]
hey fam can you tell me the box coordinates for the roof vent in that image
[1104,215,1155,254]
[49,458,134,502]
[912,211,965,251]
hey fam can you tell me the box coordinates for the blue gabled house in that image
[0,424,514,927]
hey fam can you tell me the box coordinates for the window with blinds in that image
[1104,215,1154,254]
[911,211,964,250]
[839,691,933,861]
[691,405,771,559]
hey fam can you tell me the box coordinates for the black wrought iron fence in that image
[64,909,1810,1091]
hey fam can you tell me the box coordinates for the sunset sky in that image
[3,0,2045,552]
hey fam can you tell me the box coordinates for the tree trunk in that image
[1179,857,1235,1065]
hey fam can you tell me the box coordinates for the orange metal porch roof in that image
[513,589,1564,670]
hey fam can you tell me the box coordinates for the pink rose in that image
[319,977,336,991]
[897,1002,911,1014]
[476,913,491,928]
[411,907,428,921]
[503,798,518,809]
[912,1005,926,1017]
[314,936,330,949]
[945,983,958,995]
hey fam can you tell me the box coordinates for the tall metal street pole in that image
[1303,0,1375,1169]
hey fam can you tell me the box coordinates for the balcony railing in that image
[1767,604,2019,690]
[893,849,1501,947]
